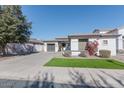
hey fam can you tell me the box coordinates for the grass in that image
[44,58,124,69]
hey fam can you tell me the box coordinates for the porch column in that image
[44,43,47,52]
[55,42,59,52]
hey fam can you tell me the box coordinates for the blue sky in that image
[22,5,124,40]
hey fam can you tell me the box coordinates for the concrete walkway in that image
[0,52,124,88]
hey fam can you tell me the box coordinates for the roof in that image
[43,40,58,42]
[29,38,43,44]
[93,28,114,33]
[68,33,120,39]
[55,36,69,42]
[93,25,124,33]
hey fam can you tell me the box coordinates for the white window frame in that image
[103,40,108,46]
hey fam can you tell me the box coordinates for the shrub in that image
[85,40,99,56]
[79,51,87,57]
[62,50,71,57]
[99,50,111,58]
[117,49,124,54]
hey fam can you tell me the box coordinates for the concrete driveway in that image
[0,52,60,79]
[0,52,124,88]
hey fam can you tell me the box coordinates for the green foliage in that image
[0,5,32,55]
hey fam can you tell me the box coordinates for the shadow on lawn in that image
[106,60,124,68]
[0,70,124,88]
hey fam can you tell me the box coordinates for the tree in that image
[0,5,32,55]
[86,40,99,56]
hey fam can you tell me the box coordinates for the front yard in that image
[44,58,124,69]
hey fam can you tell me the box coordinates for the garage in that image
[47,44,55,52]
[44,40,59,52]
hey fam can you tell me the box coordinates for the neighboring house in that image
[2,38,43,55]
[29,38,44,52]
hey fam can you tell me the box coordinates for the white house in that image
[69,27,124,56]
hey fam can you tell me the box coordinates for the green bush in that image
[99,50,111,58]
[117,49,124,54]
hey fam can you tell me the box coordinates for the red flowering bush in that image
[86,40,99,56]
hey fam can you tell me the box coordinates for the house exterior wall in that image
[55,42,59,52]
[89,38,117,56]
[99,31,108,34]
[117,36,123,50]
[99,38,117,56]
[117,28,124,50]
[34,44,43,52]
[44,43,47,52]
[71,39,79,51]
[70,38,117,56]
[118,28,124,36]
[70,39,80,56]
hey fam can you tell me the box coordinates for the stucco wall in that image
[71,39,78,51]
[34,44,43,52]
[70,39,80,56]
[55,42,59,52]
[89,38,117,56]
[118,28,124,36]
[117,28,124,49]
[44,43,47,52]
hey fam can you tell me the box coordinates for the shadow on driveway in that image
[0,69,124,88]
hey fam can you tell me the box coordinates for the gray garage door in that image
[47,44,55,52]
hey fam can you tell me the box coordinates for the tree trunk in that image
[1,44,7,56]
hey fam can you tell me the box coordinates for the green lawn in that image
[44,58,124,69]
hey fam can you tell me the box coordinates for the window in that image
[103,40,108,45]
[78,39,88,51]
[79,39,88,42]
